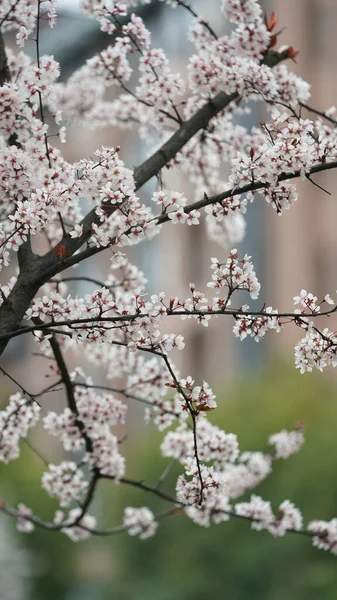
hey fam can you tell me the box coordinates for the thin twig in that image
[1,302,337,343]
[0,365,41,407]
[300,102,337,126]
[155,460,177,491]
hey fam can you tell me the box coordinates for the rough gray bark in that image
[0,261,43,355]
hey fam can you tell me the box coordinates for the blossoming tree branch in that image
[0,0,337,551]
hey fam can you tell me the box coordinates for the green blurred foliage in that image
[2,362,337,599]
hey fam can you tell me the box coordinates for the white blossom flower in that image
[69,224,83,238]
[269,428,305,459]
[123,507,158,539]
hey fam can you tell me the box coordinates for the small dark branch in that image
[0,504,64,531]
[33,327,74,338]
[0,1,21,28]
[101,474,182,506]
[159,352,204,506]
[0,492,330,543]
[36,3,67,236]
[74,469,100,524]
[35,0,52,170]
[33,380,63,398]
[176,0,218,40]
[170,158,337,217]
[213,508,317,539]
[23,437,49,466]
[0,225,24,251]
[0,365,41,407]
[0,366,60,401]
[0,313,139,342]
[166,306,337,319]
[111,15,183,124]
[80,522,136,536]
[51,276,109,288]
[45,338,76,413]
[2,301,337,345]
[0,501,177,535]
[300,102,337,126]
[155,460,177,491]
[98,53,180,124]
[37,319,93,453]
[306,174,331,195]
[84,508,178,537]
[74,382,180,418]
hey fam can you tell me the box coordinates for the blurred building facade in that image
[266,0,337,349]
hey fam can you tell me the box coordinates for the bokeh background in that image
[2,0,337,598]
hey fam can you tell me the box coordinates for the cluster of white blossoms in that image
[54,508,97,542]
[208,249,260,299]
[292,290,337,373]
[308,520,337,555]
[269,428,305,459]
[233,306,282,343]
[41,462,88,507]
[152,190,201,225]
[0,394,40,463]
[0,0,337,556]
[235,496,303,536]
[294,326,337,374]
[123,507,158,539]
[16,504,35,534]
[160,417,305,530]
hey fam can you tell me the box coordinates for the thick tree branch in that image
[0,261,45,355]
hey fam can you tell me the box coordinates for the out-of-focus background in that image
[2,0,337,598]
